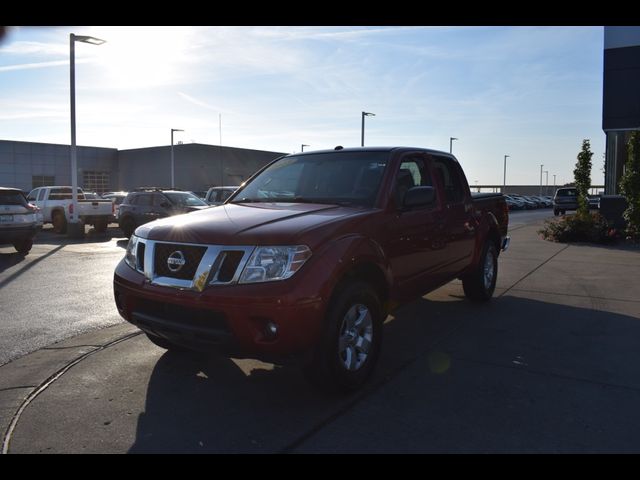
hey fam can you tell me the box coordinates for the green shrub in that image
[620,131,640,241]
[538,212,616,244]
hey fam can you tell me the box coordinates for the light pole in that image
[544,170,549,196]
[539,164,544,196]
[171,128,184,189]
[503,155,510,193]
[450,137,458,154]
[301,144,310,152]
[69,33,105,238]
[361,111,375,147]
[553,174,556,195]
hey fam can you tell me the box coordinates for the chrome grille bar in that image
[137,238,255,291]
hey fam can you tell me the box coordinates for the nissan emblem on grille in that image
[167,251,186,272]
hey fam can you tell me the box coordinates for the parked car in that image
[553,187,579,215]
[26,186,114,233]
[114,146,510,391]
[191,191,208,200]
[504,195,525,210]
[204,186,239,206]
[102,191,128,223]
[0,187,42,254]
[118,188,210,238]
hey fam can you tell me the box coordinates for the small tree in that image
[573,139,593,217]
[620,131,640,240]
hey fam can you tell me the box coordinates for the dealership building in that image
[0,140,285,194]
[603,26,640,194]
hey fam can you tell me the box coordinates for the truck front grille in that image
[138,239,254,291]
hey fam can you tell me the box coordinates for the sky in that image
[0,25,606,187]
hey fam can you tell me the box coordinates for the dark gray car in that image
[118,189,210,238]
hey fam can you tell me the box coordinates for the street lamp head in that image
[363,111,375,117]
[451,137,458,141]
[72,34,106,45]
[171,128,184,133]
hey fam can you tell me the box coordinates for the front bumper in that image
[113,259,327,364]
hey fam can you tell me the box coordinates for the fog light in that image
[265,322,278,339]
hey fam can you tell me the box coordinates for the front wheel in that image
[145,333,186,352]
[304,281,383,393]
[52,211,67,234]
[13,239,33,255]
[462,241,498,302]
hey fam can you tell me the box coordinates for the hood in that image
[140,202,369,247]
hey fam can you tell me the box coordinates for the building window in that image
[83,171,110,195]
[32,175,55,189]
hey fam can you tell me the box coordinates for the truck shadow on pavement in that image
[126,290,640,453]
[34,226,126,246]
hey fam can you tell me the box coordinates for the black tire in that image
[553,209,559,216]
[13,239,33,255]
[93,218,108,233]
[120,217,135,238]
[462,241,498,302]
[52,211,67,234]
[145,333,186,351]
[304,280,383,393]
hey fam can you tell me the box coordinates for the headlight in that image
[238,245,311,284]
[124,235,139,270]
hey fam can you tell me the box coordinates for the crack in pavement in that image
[1,331,142,455]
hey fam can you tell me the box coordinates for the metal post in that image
[171,130,175,189]
[450,137,458,154]
[544,170,549,196]
[69,34,78,226]
[540,164,544,196]
[170,128,183,189]
[503,155,509,193]
[361,112,375,147]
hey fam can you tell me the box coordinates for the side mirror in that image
[403,186,436,209]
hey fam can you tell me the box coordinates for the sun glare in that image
[94,26,193,89]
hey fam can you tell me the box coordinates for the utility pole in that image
[503,155,510,193]
[540,164,544,196]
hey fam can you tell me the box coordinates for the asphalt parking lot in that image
[1,211,640,453]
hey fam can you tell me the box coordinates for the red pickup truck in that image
[113,147,509,391]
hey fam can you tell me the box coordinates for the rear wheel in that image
[52,211,67,234]
[304,281,383,393]
[462,241,498,302]
[13,239,33,255]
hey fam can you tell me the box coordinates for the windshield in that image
[164,192,208,207]
[231,152,389,207]
[556,189,577,197]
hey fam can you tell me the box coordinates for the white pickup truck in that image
[27,186,114,233]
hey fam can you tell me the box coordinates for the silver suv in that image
[0,187,42,254]
[553,187,579,216]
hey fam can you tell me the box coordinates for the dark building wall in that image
[116,144,285,192]
[603,27,640,194]
[0,140,118,193]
